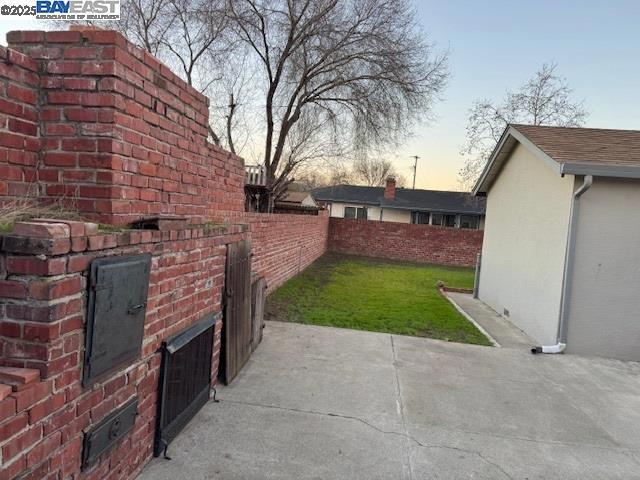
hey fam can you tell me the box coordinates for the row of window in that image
[411,211,480,229]
[342,206,481,229]
[344,206,367,219]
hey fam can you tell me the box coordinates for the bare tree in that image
[227,0,448,210]
[296,156,408,190]
[459,63,588,190]
[112,0,173,54]
[160,0,229,87]
[352,157,401,187]
[295,162,354,189]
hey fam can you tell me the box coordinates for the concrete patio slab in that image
[139,321,640,480]
[445,291,534,348]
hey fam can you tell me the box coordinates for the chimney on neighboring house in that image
[384,177,396,200]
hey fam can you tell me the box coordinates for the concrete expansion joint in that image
[390,335,414,480]
[388,335,512,479]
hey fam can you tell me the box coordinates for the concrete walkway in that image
[139,322,640,480]
[444,291,535,349]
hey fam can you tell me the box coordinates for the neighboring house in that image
[313,178,486,229]
[274,190,322,215]
[474,124,640,361]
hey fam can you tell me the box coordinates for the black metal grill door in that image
[83,254,152,387]
[155,314,217,457]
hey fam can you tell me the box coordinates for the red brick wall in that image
[0,44,40,201]
[0,220,246,480]
[248,212,329,293]
[0,27,334,480]
[328,218,483,267]
[2,29,245,225]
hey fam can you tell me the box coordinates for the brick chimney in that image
[384,177,396,200]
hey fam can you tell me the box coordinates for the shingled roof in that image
[312,185,485,215]
[514,125,640,166]
[474,124,640,194]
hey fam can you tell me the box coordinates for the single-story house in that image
[313,178,486,229]
[274,190,322,215]
[474,124,640,361]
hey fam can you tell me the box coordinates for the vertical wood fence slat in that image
[223,240,253,384]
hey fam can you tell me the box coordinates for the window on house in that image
[431,213,457,227]
[459,215,480,229]
[344,206,367,220]
[444,214,456,227]
[411,212,430,224]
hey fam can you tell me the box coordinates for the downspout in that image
[532,174,593,354]
[473,253,482,299]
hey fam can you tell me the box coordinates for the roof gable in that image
[473,125,640,194]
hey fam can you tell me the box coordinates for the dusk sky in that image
[1,1,639,190]
[401,0,640,190]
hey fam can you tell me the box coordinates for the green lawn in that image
[266,254,491,346]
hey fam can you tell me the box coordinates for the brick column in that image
[7,28,246,225]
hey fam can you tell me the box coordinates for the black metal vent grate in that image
[154,313,219,457]
[82,398,138,469]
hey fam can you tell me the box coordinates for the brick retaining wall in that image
[328,218,483,267]
[248,212,329,293]
[0,220,246,480]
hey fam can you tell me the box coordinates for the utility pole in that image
[411,155,420,189]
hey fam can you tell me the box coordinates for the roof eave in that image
[560,162,640,179]
[381,205,485,215]
[313,197,381,206]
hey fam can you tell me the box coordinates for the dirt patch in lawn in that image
[266,253,491,346]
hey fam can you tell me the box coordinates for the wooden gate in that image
[251,276,267,352]
[221,240,252,384]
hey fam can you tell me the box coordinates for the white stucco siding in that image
[328,202,343,218]
[565,177,640,361]
[478,143,574,345]
[381,208,411,223]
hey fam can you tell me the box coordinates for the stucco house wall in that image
[478,143,575,345]
[368,206,383,220]
[565,177,640,360]
[328,202,345,218]
[381,208,412,223]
